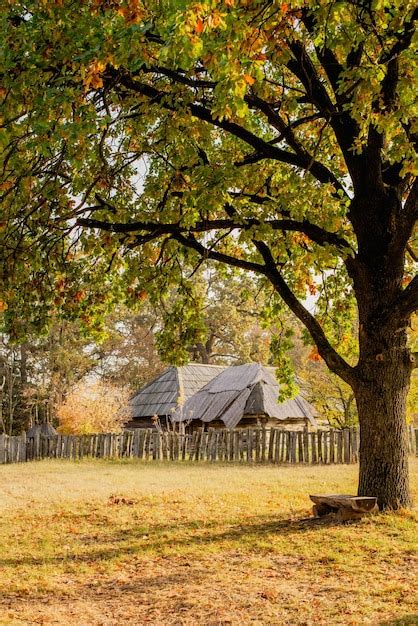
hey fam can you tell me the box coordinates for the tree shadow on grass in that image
[0,513,344,569]
[379,617,418,625]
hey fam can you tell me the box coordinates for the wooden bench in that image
[310,494,378,521]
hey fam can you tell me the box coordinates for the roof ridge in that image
[182,362,226,368]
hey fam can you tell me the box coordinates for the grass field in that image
[0,459,417,626]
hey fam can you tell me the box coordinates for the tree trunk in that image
[355,317,412,509]
[348,187,414,509]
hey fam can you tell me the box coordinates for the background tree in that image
[0,1,417,508]
[57,381,130,434]
[157,271,272,365]
[299,356,357,428]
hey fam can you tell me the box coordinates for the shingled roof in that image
[129,364,225,419]
[171,363,317,428]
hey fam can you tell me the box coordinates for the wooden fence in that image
[0,427,417,466]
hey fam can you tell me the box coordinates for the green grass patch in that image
[0,460,417,625]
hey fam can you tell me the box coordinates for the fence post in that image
[0,433,6,464]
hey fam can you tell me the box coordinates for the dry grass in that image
[0,459,417,625]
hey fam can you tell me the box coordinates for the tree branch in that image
[77,215,352,253]
[112,70,346,193]
[169,232,266,275]
[286,39,361,182]
[251,239,357,386]
[396,275,418,319]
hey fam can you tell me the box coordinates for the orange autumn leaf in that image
[308,347,322,362]
[195,19,204,33]
[83,60,106,91]
[307,279,317,295]
[253,52,267,61]
[137,290,147,302]
[0,180,13,191]
[243,73,255,85]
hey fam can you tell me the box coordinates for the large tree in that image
[0,1,417,508]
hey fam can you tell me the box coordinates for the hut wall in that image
[185,416,316,431]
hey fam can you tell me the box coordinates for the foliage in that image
[159,270,273,365]
[299,358,358,428]
[57,380,130,434]
[1,0,415,365]
[0,337,28,434]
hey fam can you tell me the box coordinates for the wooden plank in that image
[352,428,359,462]
[268,429,275,463]
[297,431,303,463]
[200,430,208,461]
[232,430,238,462]
[193,431,200,461]
[72,435,78,461]
[138,429,145,460]
[78,435,84,460]
[254,429,260,463]
[318,430,323,464]
[274,430,280,464]
[127,431,133,457]
[261,428,267,463]
[279,430,285,463]
[323,431,329,464]
[303,429,309,464]
[348,429,353,463]
[0,434,6,464]
[329,430,335,464]
[93,434,99,458]
[144,430,151,460]
[292,432,297,463]
[246,428,251,462]
[152,431,160,461]
[343,429,350,464]
[223,429,228,462]
[336,431,343,464]
[311,432,317,464]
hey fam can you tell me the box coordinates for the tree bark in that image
[353,266,413,508]
[356,366,412,509]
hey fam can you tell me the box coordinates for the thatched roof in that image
[129,364,225,419]
[27,423,58,437]
[171,363,317,428]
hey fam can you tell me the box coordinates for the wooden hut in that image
[126,363,225,429]
[171,363,317,430]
